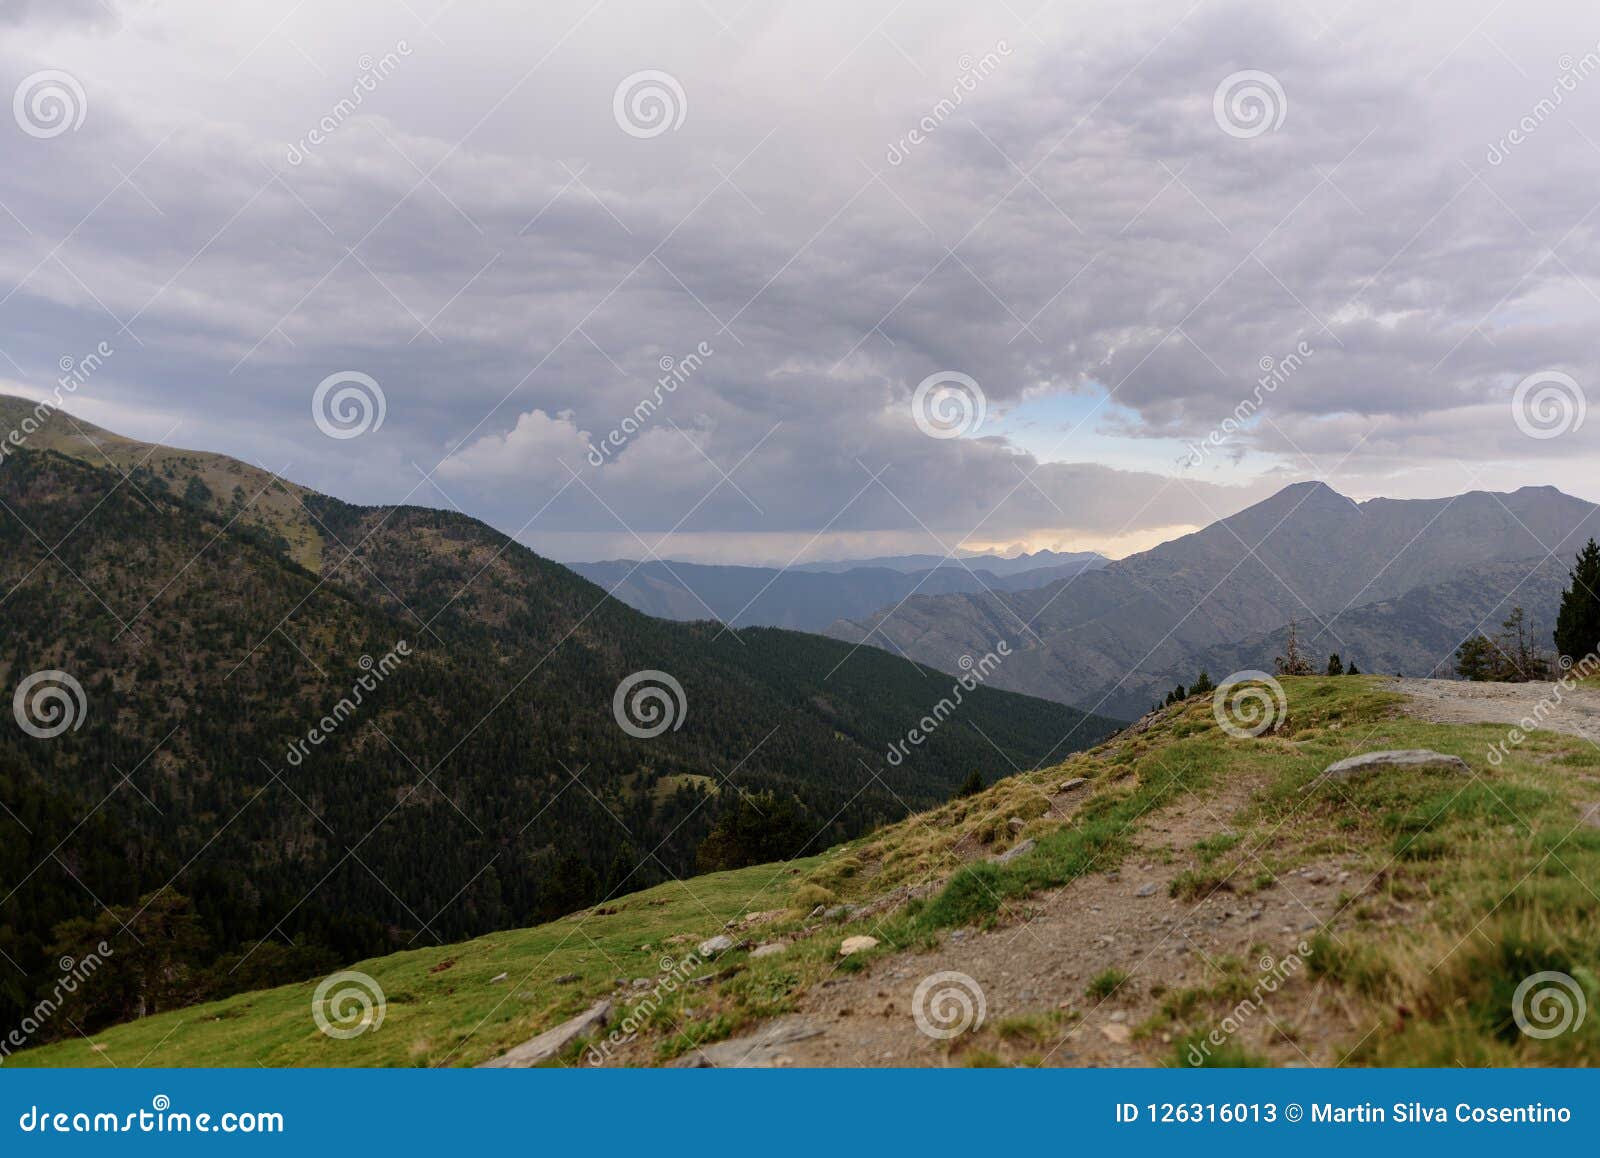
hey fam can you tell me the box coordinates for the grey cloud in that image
[1,0,1596,562]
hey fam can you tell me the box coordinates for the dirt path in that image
[685,771,1359,1068]
[1391,677,1600,743]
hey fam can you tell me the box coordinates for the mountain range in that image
[826,481,1598,719]
[0,395,1120,1035]
[569,553,1107,631]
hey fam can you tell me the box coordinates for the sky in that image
[3,0,1599,564]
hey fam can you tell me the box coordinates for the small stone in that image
[823,904,858,922]
[1007,816,1027,833]
[749,942,787,959]
[1321,749,1470,780]
[1109,1010,1128,1023]
[1100,1023,1132,1044]
[489,972,509,984]
[697,935,735,957]
[809,905,825,918]
[553,972,579,984]
[632,978,651,989]
[1057,777,1088,793]
[839,935,879,957]
[1136,883,1158,897]
[990,837,1035,864]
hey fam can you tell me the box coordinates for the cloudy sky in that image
[3,0,1599,564]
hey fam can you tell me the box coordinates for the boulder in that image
[749,942,787,959]
[477,999,611,1068]
[838,935,879,957]
[1136,883,1157,898]
[697,934,735,957]
[1006,816,1027,833]
[1321,749,1469,780]
[1057,777,1088,793]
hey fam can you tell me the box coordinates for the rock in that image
[1321,749,1469,780]
[822,904,858,922]
[990,837,1036,864]
[631,978,651,989]
[838,935,879,956]
[1057,777,1088,793]
[488,972,509,984]
[1100,1023,1132,1044]
[808,905,825,918]
[749,942,787,959]
[553,972,580,984]
[1006,816,1027,833]
[1136,883,1158,898]
[1109,1010,1128,1023]
[668,1018,823,1067]
[477,999,612,1068]
[697,935,735,957]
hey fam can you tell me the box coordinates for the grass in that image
[14,674,1600,1067]
[9,859,822,1068]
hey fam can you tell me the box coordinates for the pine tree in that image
[1455,634,1496,681]
[1190,669,1215,696]
[955,769,986,798]
[1345,662,1360,675]
[1326,654,1343,676]
[1553,538,1600,663]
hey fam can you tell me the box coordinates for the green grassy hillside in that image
[14,676,1599,1067]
